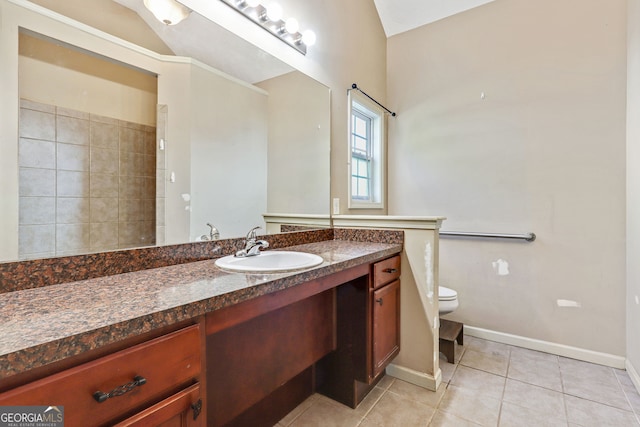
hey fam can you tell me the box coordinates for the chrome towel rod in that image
[439,231,536,242]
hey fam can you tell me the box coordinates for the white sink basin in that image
[214,251,323,273]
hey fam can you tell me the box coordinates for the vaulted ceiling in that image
[27,0,497,83]
[373,0,496,37]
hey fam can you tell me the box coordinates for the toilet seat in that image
[439,286,457,301]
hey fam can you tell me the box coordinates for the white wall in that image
[388,0,628,356]
[18,33,157,125]
[189,65,268,240]
[181,0,388,216]
[258,71,331,216]
[627,0,640,385]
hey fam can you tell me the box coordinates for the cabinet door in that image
[0,325,201,427]
[113,383,203,427]
[372,280,400,379]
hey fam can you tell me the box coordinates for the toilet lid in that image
[439,286,457,301]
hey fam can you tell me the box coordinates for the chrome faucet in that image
[207,223,220,240]
[199,223,220,241]
[235,226,269,257]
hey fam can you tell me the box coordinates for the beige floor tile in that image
[359,390,434,427]
[559,357,631,411]
[624,387,640,415]
[288,396,362,427]
[438,385,501,426]
[507,349,562,392]
[613,368,640,414]
[450,365,506,400]
[498,401,568,427]
[429,409,481,426]
[460,347,509,376]
[464,336,511,357]
[440,358,458,384]
[510,346,559,363]
[277,338,640,427]
[564,395,639,427]
[559,357,619,383]
[351,386,385,418]
[376,374,396,391]
[278,395,316,426]
[502,379,566,420]
[388,379,445,408]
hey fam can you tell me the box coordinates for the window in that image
[348,91,385,209]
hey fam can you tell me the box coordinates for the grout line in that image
[286,337,640,426]
[355,378,395,426]
[616,369,640,420]
[556,354,571,424]
[495,344,513,427]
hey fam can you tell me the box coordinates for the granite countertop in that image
[0,239,402,379]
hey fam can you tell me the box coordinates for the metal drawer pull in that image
[376,298,383,306]
[93,375,147,403]
[383,268,397,273]
[191,399,203,420]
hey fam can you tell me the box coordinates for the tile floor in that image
[277,336,640,426]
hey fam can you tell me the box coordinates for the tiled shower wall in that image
[18,99,156,260]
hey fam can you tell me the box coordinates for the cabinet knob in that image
[191,399,203,420]
[383,268,397,273]
[93,375,147,403]
[375,298,383,306]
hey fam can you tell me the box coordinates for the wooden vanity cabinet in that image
[0,324,204,427]
[371,255,401,379]
[316,255,401,408]
[114,383,203,427]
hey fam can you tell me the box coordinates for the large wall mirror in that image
[1,0,330,262]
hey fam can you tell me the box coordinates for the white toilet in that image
[438,286,459,315]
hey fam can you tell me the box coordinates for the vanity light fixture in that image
[219,0,316,55]
[143,0,191,25]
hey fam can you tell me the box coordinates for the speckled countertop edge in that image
[0,239,402,379]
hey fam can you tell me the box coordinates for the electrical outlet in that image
[332,198,340,215]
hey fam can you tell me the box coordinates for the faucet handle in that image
[246,226,261,241]
[207,223,220,240]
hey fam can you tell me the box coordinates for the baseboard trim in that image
[626,360,640,393]
[386,363,441,391]
[465,325,626,369]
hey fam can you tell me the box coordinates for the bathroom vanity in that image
[0,230,402,426]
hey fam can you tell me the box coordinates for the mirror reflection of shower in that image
[18,32,158,259]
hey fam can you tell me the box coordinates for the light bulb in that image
[284,17,299,34]
[265,2,283,21]
[143,0,190,25]
[301,30,316,46]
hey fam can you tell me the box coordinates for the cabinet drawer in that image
[372,255,401,289]
[114,383,203,427]
[0,324,201,427]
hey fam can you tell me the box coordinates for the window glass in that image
[348,93,386,209]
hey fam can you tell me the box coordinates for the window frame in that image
[347,90,386,210]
